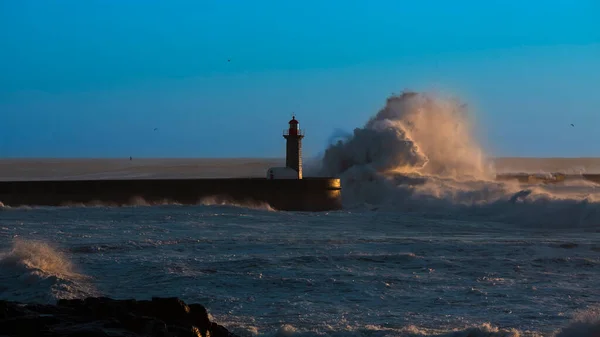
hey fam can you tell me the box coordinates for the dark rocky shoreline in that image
[0,296,239,337]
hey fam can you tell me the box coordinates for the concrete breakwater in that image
[0,178,342,211]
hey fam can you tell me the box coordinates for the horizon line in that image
[1,156,600,160]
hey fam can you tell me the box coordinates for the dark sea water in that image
[1,158,600,337]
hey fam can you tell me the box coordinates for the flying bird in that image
[570,124,574,127]
[153,128,158,131]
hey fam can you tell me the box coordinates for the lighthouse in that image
[284,115,304,179]
[266,115,305,180]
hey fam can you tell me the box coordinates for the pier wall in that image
[0,178,342,211]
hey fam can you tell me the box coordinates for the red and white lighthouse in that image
[283,115,305,179]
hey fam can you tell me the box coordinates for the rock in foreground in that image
[0,296,238,337]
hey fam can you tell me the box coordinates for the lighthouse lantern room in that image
[266,115,305,180]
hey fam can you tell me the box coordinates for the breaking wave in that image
[0,196,274,212]
[310,91,600,227]
[198,196,275,211]
[0,239,98,303]
[219,310,600,337]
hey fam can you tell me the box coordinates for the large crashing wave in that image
[311,91,600,227]
[0,239,98,303]
[320,92,491,179]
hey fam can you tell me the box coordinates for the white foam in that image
[215,319,600,337]
[311,91,600,227]
[198,196,275,211]
[0,239,98,303]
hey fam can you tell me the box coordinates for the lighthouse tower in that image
[283,115,304,179]
[265,115,305,180]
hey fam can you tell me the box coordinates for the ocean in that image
[1,93,599,336]
[0,157,599,337]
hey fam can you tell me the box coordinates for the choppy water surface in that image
[1,204,599,337]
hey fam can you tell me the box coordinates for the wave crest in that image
[0,239,97,303]
[199,196,275,211]
[555,307,600,337]
[0,196,274,212]
[220,314,600,337]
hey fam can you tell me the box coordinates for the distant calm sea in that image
[1,158,599,337]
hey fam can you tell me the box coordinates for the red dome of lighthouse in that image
[289,116,299,124]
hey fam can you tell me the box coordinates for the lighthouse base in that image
[0,177,342,212]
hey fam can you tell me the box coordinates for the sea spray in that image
[555,307,600,337]
[198,196,275,211]
[0,239,97,303]
[320,91,492,179]
[312,91,600,227]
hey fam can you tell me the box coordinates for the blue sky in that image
[0,0,598,158]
